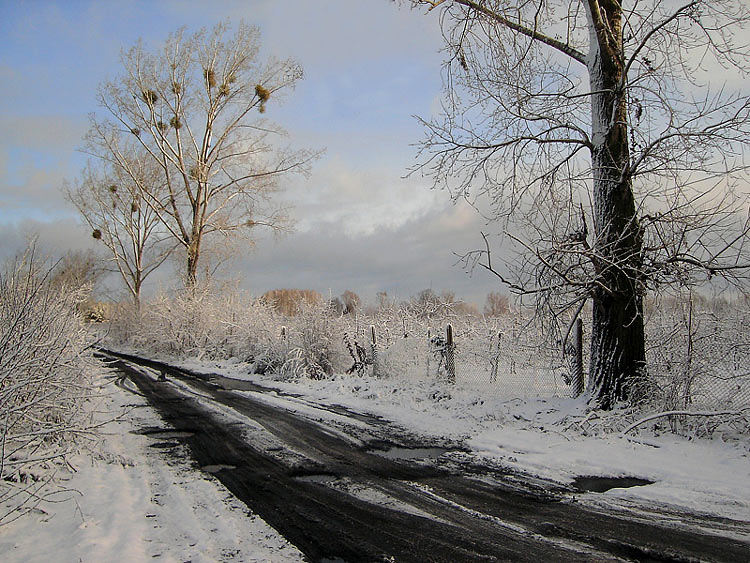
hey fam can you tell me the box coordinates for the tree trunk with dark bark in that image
[585,0,646,408]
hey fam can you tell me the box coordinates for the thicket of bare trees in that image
[80,22,318,289]
[409,0,750,408]
[48,249,105,291]
[261,288,322,316]
[484,291,509,317]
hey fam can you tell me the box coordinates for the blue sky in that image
[0,0,501,305]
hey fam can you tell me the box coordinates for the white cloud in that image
[284,155,442,236]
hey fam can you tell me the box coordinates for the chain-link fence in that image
[333,306,750,409]
[647,304,750,411]
[339,318,584,400]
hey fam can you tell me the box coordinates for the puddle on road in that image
[149,441,180,449]
[134,427,196,439]
[294,473,339,486]
[201,464,237,474]
[369,446,450,461]
[572,475,654,493]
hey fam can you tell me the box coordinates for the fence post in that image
[490,331,502,383]
[426,328,431,376]
[370,325,378,378]
[280,325,288,359]
[573,318,585,396]
[446,323,456,385]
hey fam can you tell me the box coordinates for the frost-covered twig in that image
[0,248,99,524]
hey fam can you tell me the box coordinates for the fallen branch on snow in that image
[621,409,749,435]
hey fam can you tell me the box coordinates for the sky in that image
[0,0,503,306]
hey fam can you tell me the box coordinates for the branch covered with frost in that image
[0,248,99,524]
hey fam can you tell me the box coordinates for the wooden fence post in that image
[573,318,585,397]
[370,325,378,378]
[490,331,502,383]
[280,325,288,358]
[445,323,456,385]
[426,328,431,377]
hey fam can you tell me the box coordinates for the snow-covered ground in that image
[0,372,305,563]
[3,355,748,561]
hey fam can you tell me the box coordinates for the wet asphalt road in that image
[101,350,750,563]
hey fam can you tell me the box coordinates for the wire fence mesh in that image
[646,304,750,411]
[341,317,583,400]
[335,305,750,409]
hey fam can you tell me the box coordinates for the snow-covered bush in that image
[278,302,338,380]
[108,288,339,380]
[0,250,97,523]
[106,285,749,437]
[111,285,272,362]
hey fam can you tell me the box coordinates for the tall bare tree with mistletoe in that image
[84,22,318,288]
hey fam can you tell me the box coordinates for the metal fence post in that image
[446,323,456,385]
[573,318,585,396]
[370,324,378,378]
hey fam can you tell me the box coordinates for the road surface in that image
[100,349,750,562]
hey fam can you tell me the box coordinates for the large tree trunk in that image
[186,236,200,289]
[133,276,142,309]
[585,1,646,408]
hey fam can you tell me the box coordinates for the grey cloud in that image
[0,218,98,261]
[235,200,505,306]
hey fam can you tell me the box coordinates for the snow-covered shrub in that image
[105,284,748,438]
[112,285,272,362]
[0,250,97,523]
[278,302,338,380]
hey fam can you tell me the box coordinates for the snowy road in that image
[102,350,750,562]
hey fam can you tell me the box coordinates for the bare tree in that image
[84,22,319,287]
[66,147,173,306]
[376,291,392,311]
[49,249,106,292]
[261,288,322,316]
[483,291,509,317]
[409,1,750,407]
[341,290,361,315]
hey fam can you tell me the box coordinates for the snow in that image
[0,373,305,563]
[191,357,750,526]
